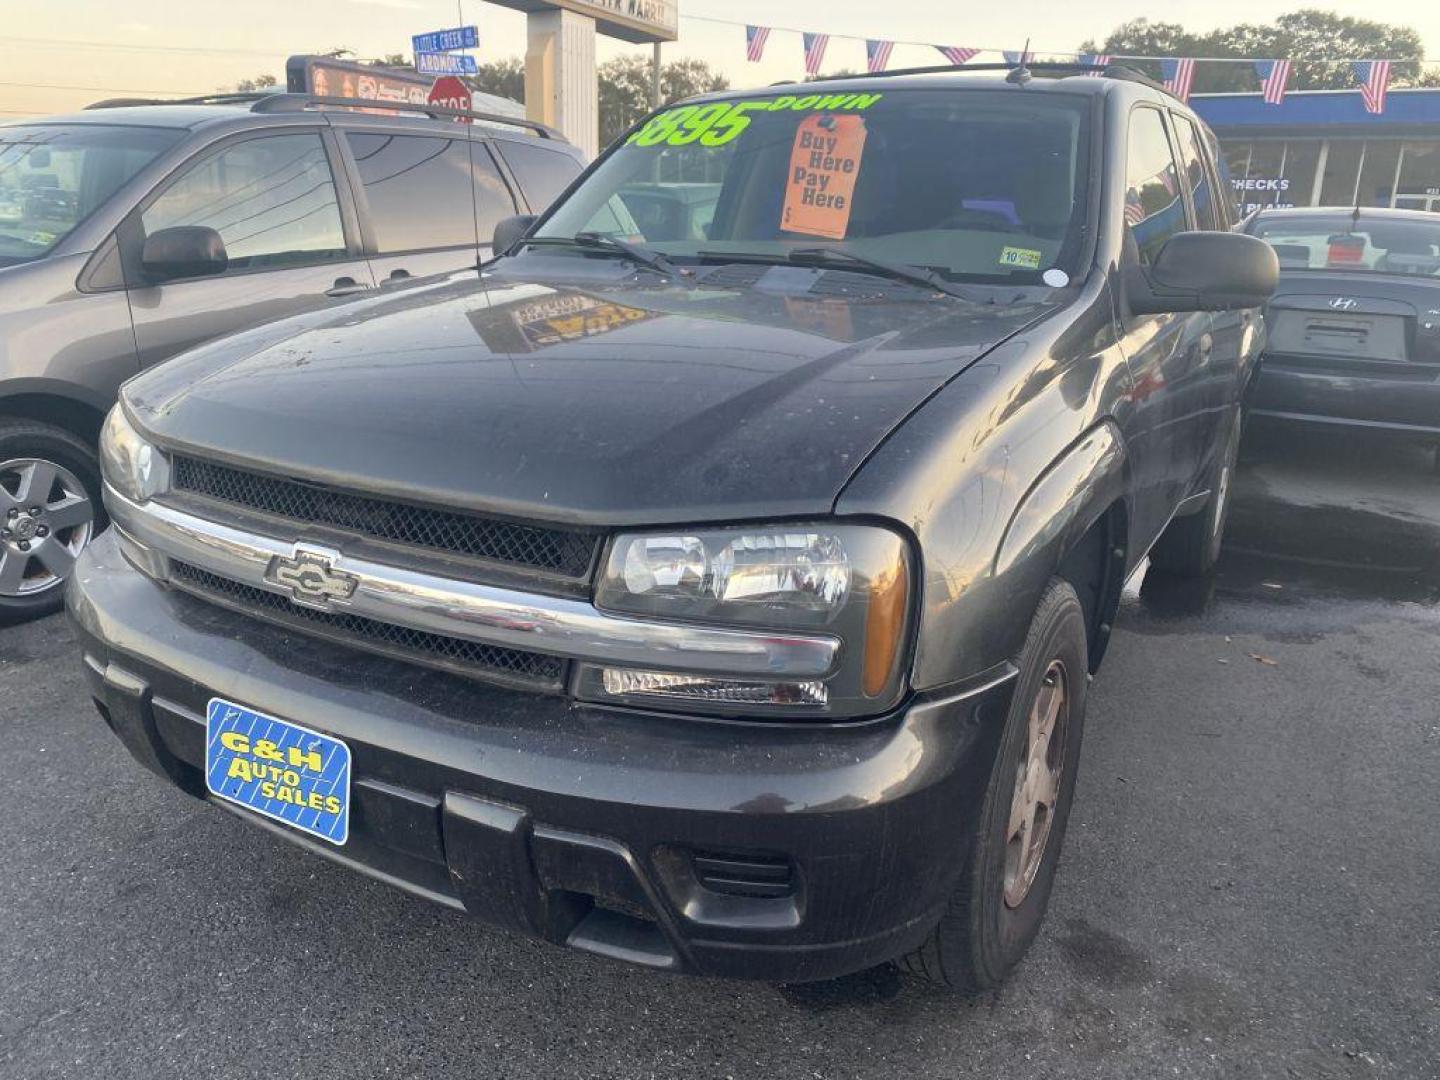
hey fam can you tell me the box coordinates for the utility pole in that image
[651,42,662,108]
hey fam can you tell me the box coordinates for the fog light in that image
[598,668,827,707]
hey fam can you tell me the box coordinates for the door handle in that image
[387,269,411,282]
[1198,332,1214,356]
[325,277,373,298]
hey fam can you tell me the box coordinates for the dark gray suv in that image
[0,94,584,620]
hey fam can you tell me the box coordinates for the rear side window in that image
[1124,108,1186,265]
[142,132,346,272]
[1172,114,1219,231]
[496,142,582,213]
[346,132,476,253]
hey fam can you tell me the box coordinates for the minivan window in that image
[498,141,583,213]
[1171,114,1219,231]
[141,132,346,272]
[534,90,1091,283]
[0,124,183,268]
[1125,108,1186,264]
[346,133,476,253]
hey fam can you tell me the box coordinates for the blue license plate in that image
[204,698,351,845]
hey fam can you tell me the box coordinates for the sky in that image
[1,0,1438,117]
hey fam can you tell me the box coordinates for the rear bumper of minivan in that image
[67,529,1016,983]
[1253,352,1440,436]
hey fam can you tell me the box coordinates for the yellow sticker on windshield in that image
[999,246,1042,270]
[781,114,868,241]
[626,93,883,149]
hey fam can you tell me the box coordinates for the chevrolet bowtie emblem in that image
[265,547,358,610]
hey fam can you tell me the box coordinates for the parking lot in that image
[0,423,1435,1080]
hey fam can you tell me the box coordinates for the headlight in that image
[589,523,912,717]
[99,404,168,503]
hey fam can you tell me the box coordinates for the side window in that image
[496,142,583,213]
[1172,114,1220,231]
[142,132,346,272]
[471,144,519,243]
[345,132,477,253]
[1124,108,1186,265]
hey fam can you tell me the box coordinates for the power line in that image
[679,13,1440,67]
[0,34,282,58]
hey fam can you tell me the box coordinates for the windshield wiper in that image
[695,247,989,301]
[522,233,690,280]
[785,247,987,301]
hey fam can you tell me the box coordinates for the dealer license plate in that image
[204,698,351,845]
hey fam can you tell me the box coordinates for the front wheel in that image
[0,420,104,624]
[899,578,1089,992]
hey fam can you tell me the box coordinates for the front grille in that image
[170,561,565,691]
[171,456,597,579]
[692,851,795,900]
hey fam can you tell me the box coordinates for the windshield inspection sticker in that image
[626,93,883,148]
[782,114,868,241]
[999,246,1043,270]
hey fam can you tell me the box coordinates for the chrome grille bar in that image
[105,488,841,680]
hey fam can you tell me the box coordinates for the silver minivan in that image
[0,93,583,620]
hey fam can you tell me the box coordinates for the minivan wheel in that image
[899,578,1088,992]
[0,420,105,624]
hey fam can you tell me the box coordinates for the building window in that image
[1395,142,1440,211]
[1318,141,1366,206]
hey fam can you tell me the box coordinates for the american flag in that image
[1254,59,1291,105]
[1354,60,1391,115]
[1124,187,1146,226]
[936,45,980,66]
[1082,53,1111,76]
[1160,57,1196,102]
[866,39,894,73]
[745,25,770,64]
[803,32,829,76]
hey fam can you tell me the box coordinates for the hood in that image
[127,264,1054,526]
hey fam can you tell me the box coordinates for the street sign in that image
[427,76,473,122]
[411,26,479,54]
[416,52,479,76]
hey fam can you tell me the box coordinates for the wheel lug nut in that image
[0,529,8,539]
[17,540,29,551]
[35,526,48,537]
[6,508,15,519]
[28,506,40,515]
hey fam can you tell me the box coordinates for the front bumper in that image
[68,530,1016,982]
[1253,353,1440,436]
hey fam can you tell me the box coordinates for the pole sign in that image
[415,52,479,76]
[411,26,479,54]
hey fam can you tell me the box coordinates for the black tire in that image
[1149,408,1242,577]
[899,578,1089,992]
[0,419,105,625]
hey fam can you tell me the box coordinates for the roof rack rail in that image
[85,90,563,137]
[250,93,561,138]
[781,60,1175,99]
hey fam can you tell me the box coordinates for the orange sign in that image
[781,114,868,241]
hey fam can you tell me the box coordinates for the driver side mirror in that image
[141,225,228,282]
[1125,231,1278,315]
[492,214,537,257]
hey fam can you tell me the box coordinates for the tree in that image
[598,55,728,145]
[1081,10,1427,93]
[229,74,277,93]
[471,57,526,103]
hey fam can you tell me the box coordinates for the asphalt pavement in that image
[1,424,1437,1080]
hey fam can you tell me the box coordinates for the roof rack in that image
[86,90,562,139]
[787,61,1173,98]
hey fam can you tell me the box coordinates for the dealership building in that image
[1190,89,1440,217]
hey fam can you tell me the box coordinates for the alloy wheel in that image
[1003,660,1069,908]
[0,458,95,597]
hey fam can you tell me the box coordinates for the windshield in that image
[535,89,1091,284]
[1251,213,1440,277]
[0,124,183,268]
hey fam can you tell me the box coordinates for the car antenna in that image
[1006,39,1033,85]
[1350,204,1362,233]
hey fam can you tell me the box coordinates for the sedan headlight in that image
[589,523,912,717]
[99,404,168,503]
